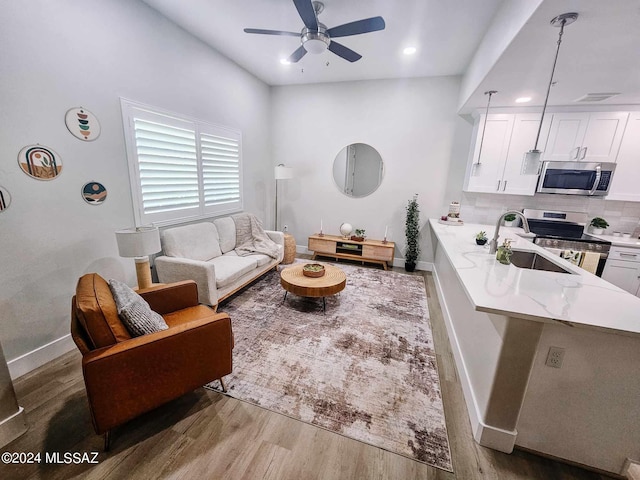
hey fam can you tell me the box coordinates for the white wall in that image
[516,323,640,474]
[0,0,271,370]
[271,76,471,265]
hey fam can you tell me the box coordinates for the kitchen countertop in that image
[589,232,640,248]
[430,218,640,337]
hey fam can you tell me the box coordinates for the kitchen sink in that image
[510,250,572,274]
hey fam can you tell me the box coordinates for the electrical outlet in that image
[283,225,288,232]
[545,346,565,368]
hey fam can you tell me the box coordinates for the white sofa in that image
[155,217,284,306]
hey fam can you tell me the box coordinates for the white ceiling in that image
[142,0,640,112]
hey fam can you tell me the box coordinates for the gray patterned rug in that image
[206,262,452,472]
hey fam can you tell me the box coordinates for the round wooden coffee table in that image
[280,263,346,312]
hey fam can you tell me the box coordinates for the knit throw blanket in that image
[233,213,280,259]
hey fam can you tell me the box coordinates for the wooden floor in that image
[3,267,614,480]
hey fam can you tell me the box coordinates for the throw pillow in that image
[108,279,168,337]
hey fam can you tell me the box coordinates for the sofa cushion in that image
[223,249,273,267]
[108,279,169,337]
[210,255,258,288]
[213,217,236,254]
[75,273,132,349]
[162,222,222,261]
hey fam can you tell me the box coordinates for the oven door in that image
[536,161,615,196]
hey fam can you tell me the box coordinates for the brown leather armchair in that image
[71,273,233,449]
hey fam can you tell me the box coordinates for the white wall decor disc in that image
[82,181,107,205]
[17,144,63,180]
[65,107,100,141]
[0,186,11,212]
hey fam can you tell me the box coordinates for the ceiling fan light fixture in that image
[302,26,330,54]
[515,96,531,103]
[403,46,417,55]
[280,58,291,65]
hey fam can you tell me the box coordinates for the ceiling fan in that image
[243,0,385,63]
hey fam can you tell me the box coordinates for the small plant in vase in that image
[351,228,366,242]
[503,213,517,227]
[404,194,420,272]
[475,231,488,245]
[590,217,609,235]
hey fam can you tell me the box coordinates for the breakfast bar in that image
[429,218,640,476]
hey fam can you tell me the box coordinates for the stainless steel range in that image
[522,208,612,276]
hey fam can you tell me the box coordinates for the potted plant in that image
[351,228,366,242]
[476,231,488,245]
[404,194,420,272]
[503,213,517,227]
[590,217,609,235]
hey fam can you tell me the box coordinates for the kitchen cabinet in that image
[543,112,628,162]
[607,112,640,201]
[602,246,640,297]
[464,114,549,195]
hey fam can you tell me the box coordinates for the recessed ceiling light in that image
[515,97,532,103]
[280,58,291,65]
[403,46,417,55]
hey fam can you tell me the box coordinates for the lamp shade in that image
[274,165,294,180]
[115,226,161,258]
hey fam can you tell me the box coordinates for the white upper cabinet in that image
[543,112,629,162]
[464,113,549,196]
[502,113,551,195]
[607,112,640,201]
[465,114,514,193]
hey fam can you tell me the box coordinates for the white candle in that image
[320,219,323,232]
[384,225,388,238]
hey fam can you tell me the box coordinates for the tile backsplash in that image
[456,193,640,237]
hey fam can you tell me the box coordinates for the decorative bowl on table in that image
[302,263,325,277]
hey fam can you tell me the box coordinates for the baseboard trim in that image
[0,407,28,448]
[432,264,516,454]
[8,334,75,380]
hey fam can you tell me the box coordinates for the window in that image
[120,99,242,226]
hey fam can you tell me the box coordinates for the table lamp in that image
[274,164,293,231]
[115,226,161,289]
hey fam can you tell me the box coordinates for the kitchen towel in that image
[579,251,600,275]
[561,250,584,266]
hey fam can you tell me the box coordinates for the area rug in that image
[206,262,452,472]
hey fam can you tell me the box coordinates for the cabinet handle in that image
[497,180,501,191]
[620,252,638,257]
[580,147,588,160]
[572,147,580,159]
[503,180,508,191]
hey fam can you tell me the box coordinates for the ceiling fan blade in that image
[328,41,362,62]
[244,28,300,37]
[287,45,307,63]
[326,16,385,38]
[293,0,318,30]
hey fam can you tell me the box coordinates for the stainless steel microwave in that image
[536,161,616,196]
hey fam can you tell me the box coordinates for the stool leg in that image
[219,378,227,393]
[104,430,111,451]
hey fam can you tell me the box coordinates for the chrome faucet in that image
[488,210,531,254]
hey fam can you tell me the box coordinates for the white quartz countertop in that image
[430,218,640,337]
[590,233,640,249]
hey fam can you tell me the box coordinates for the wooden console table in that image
[308,234,395,270]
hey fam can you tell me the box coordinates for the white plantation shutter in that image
[121,99,243,226]
[201,128,242,213]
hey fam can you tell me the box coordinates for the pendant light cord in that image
[533,19,566,151]
[476,90,497,165]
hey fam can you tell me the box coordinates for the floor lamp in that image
[115,226,161,289]
[274,164,293,231]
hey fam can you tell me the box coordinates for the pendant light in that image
[474,90,498,171]
[523,12,578,175]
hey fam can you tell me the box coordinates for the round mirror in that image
[332,143,384,197]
